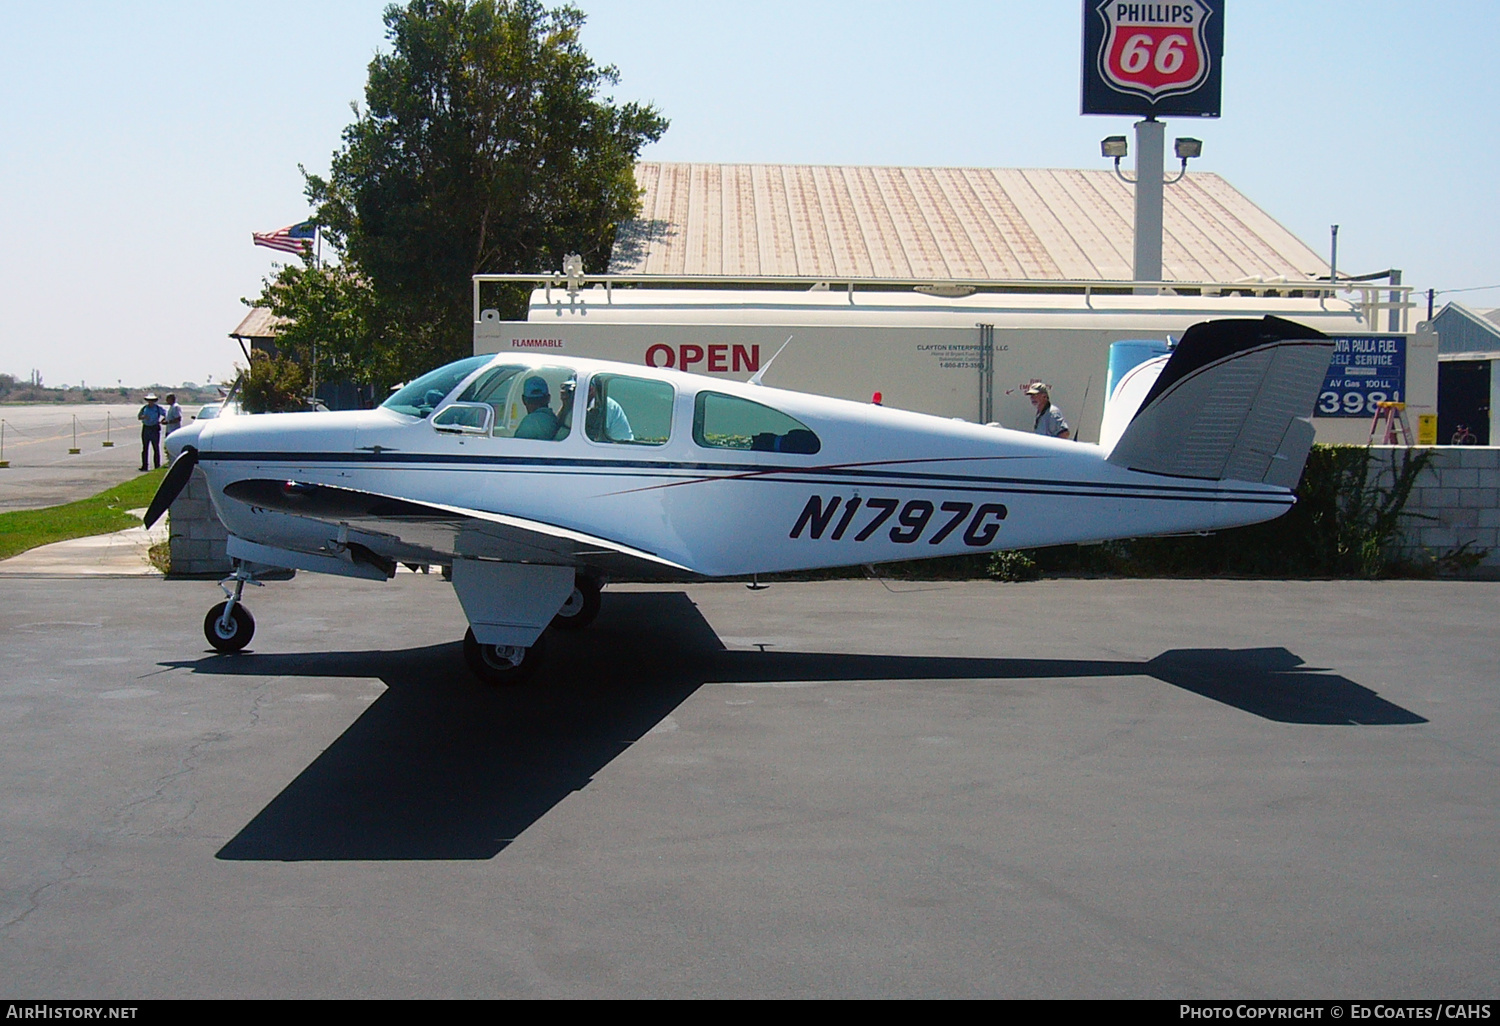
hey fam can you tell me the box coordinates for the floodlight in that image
[1174,137,1203,160]
[1101,136,1128,158]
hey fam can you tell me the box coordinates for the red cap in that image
[871,391,883,405]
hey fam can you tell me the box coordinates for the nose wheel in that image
[463,629,545,685]
[204,601,255,652]
[204,564,261,653]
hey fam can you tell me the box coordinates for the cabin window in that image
[456,365,577,440]
[382,355,491,418]
[584,374,673,446]
[431,403,493,434]
[693,392,821,454]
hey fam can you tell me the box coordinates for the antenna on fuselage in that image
[748,335,794,387]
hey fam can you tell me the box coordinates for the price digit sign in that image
[1316,336,1407,418]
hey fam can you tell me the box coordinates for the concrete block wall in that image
[167,466,232,576]
[1372,445,1500,569]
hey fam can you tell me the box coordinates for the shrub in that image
[237,352,309,414]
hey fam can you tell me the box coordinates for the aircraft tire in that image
[550,575,602,631]
[204,601,255,653]
[463,628,545,685]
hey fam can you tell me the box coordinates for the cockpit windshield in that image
[381,356,491,418]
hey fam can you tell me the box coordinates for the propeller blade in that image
[143,448,198,528]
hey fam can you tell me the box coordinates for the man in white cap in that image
[1025,382,1070,440]
[137,393,165,470]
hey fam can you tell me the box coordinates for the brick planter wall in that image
[1372,445,1500,570]
[167,466,232,576]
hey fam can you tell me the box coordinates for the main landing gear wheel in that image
[550,575,602,631]
[204,601,255,653]
[463,628,545,685]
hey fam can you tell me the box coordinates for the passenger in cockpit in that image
[585,379,634,442]
[515,376,560,440]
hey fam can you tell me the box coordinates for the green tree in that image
[250,262,414,393]
[237,352,309,414]
[307,0,667,373]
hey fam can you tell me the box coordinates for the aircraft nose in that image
[165,420,205,461]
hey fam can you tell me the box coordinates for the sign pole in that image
[1133,117,1165,294]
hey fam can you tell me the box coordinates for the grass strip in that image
[0,468,167,561]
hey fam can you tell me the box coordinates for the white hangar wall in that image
[475,285,1434,446]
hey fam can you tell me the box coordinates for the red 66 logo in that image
[1097,1,1213,100]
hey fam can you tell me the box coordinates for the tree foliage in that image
[251,262,414,391]
[237,352,309,415]
[305,0,667,372]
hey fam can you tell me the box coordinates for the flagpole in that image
[310,223,319,410]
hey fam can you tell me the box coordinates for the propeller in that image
[143,447,199,528]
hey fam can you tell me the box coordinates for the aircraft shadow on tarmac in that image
[160,592,1424,862]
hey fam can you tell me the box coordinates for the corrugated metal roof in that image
[1433,302,1500,357]
[611,163,1328,283]
[229,306,288,340]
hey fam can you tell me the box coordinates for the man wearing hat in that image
[137,393,165,471]
[514,376,560,440]
[1025,382,1071,440]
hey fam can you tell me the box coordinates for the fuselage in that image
[168,353,1295,578]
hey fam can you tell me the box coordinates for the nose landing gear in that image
[204,564,261,653]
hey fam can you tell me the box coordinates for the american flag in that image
[252,220,316,255]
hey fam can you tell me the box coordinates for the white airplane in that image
[149,315,1332,684]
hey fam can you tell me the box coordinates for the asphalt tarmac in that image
[0,405,160,511]
[0,572,1495,998]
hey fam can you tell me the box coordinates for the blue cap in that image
[522,376,550,400]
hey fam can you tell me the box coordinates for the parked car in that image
[193,401,241,420]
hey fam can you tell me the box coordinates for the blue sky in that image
[1,1,1495,387]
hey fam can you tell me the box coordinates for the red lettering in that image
[708,344,729,372]
[645,344,675,368]
[679,344,705,369]
[732,344,760,373]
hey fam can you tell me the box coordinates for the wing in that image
[221,478,700,582]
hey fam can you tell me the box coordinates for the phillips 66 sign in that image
[1082,2,1224,117]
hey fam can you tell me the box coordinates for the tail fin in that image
[1099,352,1171,455]
[1105,316,1333,487]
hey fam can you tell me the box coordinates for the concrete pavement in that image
[0,509,168,578]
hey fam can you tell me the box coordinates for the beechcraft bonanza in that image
[147,316,1333,683]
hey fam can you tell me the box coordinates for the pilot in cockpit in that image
[514,376,560,440]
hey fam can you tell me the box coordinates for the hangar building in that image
[476,162,1429,443]
[1429,303,1500,446]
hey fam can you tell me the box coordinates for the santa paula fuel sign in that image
[1082,2,1224,117]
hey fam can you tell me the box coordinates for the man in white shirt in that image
[162,394,183,437]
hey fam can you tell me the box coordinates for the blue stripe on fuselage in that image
[200,450,1292,507]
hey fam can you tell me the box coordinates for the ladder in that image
[1368,401,1412,445]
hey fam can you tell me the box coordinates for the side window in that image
[693,392,821,454]
[431,403,493,434]
[459,365,577,441]
[585,374,673,446]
